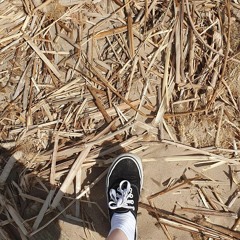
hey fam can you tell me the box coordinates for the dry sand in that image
[47,143,239,240]
[1,0,240,239]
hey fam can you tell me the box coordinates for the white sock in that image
[109,212,136,240]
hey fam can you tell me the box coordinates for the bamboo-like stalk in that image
[0,151,23,185]
[1,0,240,238]
[30,169,108,236]
[177,206,237,218]
[24,37,62,80]
[0,194,28,236]
[51,146,92,208]
[32,189,55,230]
[140,202,240,239]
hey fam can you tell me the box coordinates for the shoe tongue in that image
[114,207,130,214]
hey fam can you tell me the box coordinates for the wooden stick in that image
[50,134,59,185]
[0,151,23,185]
[185,0,240,63]
[75,168,81,218]
[30,169,108,236]
[0,194,28,236]
[84,121,135,147]
[161,139,238,165]
[86,67,146,116]
[51,146,92,208]
[126,5,134,58]
[215,107,224,147]
[177,207,237,218]
[207,0,232,109]
[140,202,240,239]
[94,23,139,39]
[87,86,120,138]
[24,37,62,80]
[32,189,55,230]
[33,0,54,13]
[197,218,240,239]
[174,0,181,84]
[148,178,195,200]
[88,100,140,120]
[200,187,219,210]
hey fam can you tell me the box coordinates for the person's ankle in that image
[107,228,128,240]
[109,212,136,240]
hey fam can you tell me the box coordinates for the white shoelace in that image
[108,180,135,210]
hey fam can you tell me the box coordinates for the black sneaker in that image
[106,153,143,221]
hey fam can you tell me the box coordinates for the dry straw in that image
[0,0,240,238]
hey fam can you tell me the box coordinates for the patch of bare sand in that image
[56,144,239,240]
[1,0,240,239]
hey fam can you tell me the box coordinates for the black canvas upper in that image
[106,155,142,220]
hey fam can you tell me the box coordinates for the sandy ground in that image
[1,0,240,239]
[35,143,238,240]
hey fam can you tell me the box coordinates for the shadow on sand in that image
[0,141,126,240]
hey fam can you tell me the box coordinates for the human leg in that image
[107,229,128,240]
[106,153,143,240]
